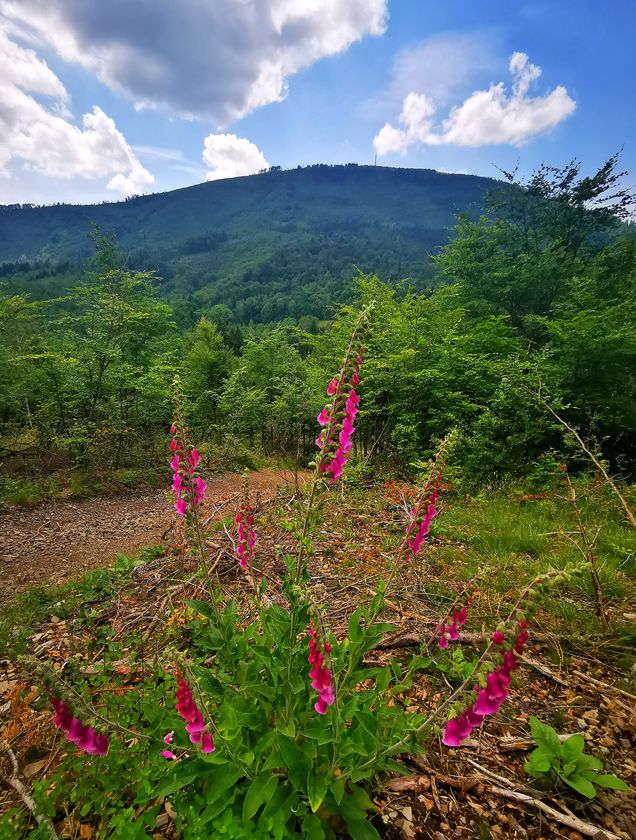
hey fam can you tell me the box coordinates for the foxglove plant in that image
[435,590,474,649]
[235,473,256,570]
[169,419,207,518]
[307,620,335,715]
[173,671,215,754]
[314,315,367,485]
[440,569,578,748]
[401,440,447,561]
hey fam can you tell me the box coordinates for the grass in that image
[425,481,636,648]
[0,466,167,508]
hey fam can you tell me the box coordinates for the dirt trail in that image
[0,469,304,600]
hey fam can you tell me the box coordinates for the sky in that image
[0,0,634,205]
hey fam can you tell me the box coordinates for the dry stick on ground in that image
[571,668,636,704]
[0,741,59,840]
[463,758,623,840]
[536,389,636,528]
[561,466,609,629]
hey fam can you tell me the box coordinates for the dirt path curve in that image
[0,469,305,601]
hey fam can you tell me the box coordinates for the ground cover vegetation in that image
[0,156,635,838]
[0,343,634,838]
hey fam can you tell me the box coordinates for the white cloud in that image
[0,26,153,197]
[373,52,576,155]
[203,134,269,181]
[1,0,388,125]
[365,32,499,120]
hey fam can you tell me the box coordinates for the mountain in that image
[0,164,498,324]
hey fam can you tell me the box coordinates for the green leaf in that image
[344,819,381,840]
[406,655,432,674]
[348,608,364,644]
[374,667,391,693]
[560,734,585,762]
[574,753,603,773]
[594,774,629,791]
[524,747,553,775]
[276,718,296,738]
[242,772,279,822]
[307,771,330,813]
[155,759,208,798]
[205,767,243,807]
[302,813,327,840]
[185,600,217,619]
[529,716,561,756]
[278,735,313,788]
[562,773,597,799]
[330,778,346,806]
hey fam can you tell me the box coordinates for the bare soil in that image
[0,469,305,600]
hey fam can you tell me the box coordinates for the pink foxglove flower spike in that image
[315,310,369,485]
[49,696,109,756]
[174,671,215,754]
[169,418,207,518]
[307,622,335,715]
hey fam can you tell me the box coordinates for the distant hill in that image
[0,164,499,324]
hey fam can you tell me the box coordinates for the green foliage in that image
[156,583,423,838]
[525,716,629,798]
[435,154,636,476]
[2,155,636,491]
[0,165,495,326]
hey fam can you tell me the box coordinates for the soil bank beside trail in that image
[0,469,305,600]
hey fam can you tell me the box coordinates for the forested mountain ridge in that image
[0,165,497,323]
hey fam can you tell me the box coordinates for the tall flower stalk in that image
[284,307,370,726]
[400,440,447,562]
[295,306,371,585]
[169,393,219,616]
[235,472,256,572]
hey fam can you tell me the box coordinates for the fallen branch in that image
[376,630,557,650]
[489,785,622,840]
[572,669,636,706]
[462,758,622,840]
[0,741,59,839]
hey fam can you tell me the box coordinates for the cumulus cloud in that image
[373,52,576,155]
[0,26,153,197]
[364,32,499,120]
[203,134,269,181]
[1,0,388,125]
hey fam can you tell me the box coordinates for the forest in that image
[1,156,635,501]
[1,157,635,840]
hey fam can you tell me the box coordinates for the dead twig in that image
[572,668,636,703]
[0,740,59,839]
[488,785,622,840]
[463,758,623,840]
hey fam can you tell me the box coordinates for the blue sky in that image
[0,0,634,204]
